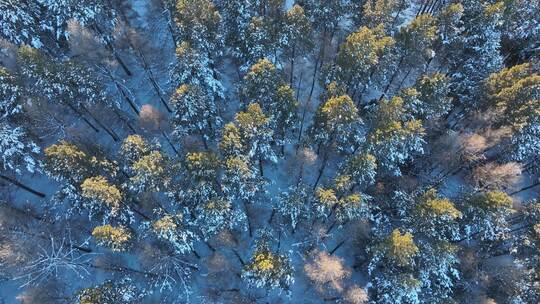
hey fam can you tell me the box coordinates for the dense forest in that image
[0,0,539,303]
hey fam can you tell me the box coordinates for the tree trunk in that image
[0,174,45,198]
[243,200,252,237]
[313,151,329,190]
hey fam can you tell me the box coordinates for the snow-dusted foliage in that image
[76,277,146,304]
[150,212,199,255]
[367,96,425,176]
[242,229,294,293]
[170,84,221,141]
[221,155,266,201]
[171,42,224,100]
[0,123,40,174]
[449,1,504,107]
[309,94,364,154]
[0,0,115,48]
[193,197,246,240]
[17,46,111,108]
[277,182,312,230]
[462,190,514,242]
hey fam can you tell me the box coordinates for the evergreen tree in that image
[368,229,421,304]
[171,41,224,99]
[92,224,132,252]
[233,103,277,166]
[80,175,128,222]
[219,0,252,58]
[360,0,402,32]
[127,151,171,194]
[366,96,425,176]
[222,155,266,201]
[151,213,199,254]
[242,229,294,292]
[483,62,540,129]
[400,73,453,121]
[277,182,312,230]
[391,14,438,88]
[338,153,377,190]
[194,197,246,240]
[282,4,314,84]
[309,94,363,154]
[241,58,281,110]
[76,277,145,304]
[328,25,395,96]
[449,1,504,107]
[170,84,221,144]
[174,0,222,53]
[463,190,514,242]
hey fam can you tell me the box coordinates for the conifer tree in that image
[483,62,540,129]
[309,94,363,154]
[151,213,199,255]
[232,103,277,170]
[194,197,246,240]
[171,41,224,99]
[366,96,425,176]
[174,0,222,53]
[463,190,514,242]
[242,229,294,292]
[328,25,395,96]
[368,229,421,304]
[170,84,221,145]
[282,5,314,84]
[76,277,145,304]
[277,182,312,230]
[449,1,504,107]
[92,224,132,252]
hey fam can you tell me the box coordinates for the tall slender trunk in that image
[65,102,100,133]
[161,130,180,157]
[313,151,329,190]
[0,174,46,198]
[243,200,252,237]
[289,47,296,86]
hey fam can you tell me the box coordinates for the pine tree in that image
[233,103,277,167]
[0,123,40,175]
[483,62,540,129]
[391,14,438,89]
[151,213,199,254]
[181,151,221,206]
[368,229,421,304]
[222,155,266,201]
[449,1,504,107]
[242,229,294,292]
[219,123,244,159]
[44,141,91,184]
[170,84,221,144]
[241,58,281,110]
[127,151,171,194]
[360,0,402,32]
[277,182,313,230]
[309,94,363,154]
[401,73,453,120]
[80,175,128,222]
[219,0,252,58]
[411,188,462,241]
[282,4,314,84]
[76,277,145,304]
[366,96,425,176]
[299,0,349,32]
[194,197,246,240]
[463,190,514,242]
[17,46,108,108]
[171,41,224,99]
[338,153,377,190]
[92,224,132,252]
[174,0,222,53]
[0,0,42,47]
[328,25,395,96]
